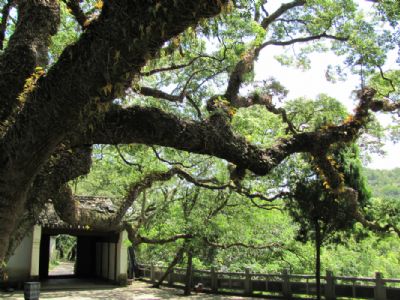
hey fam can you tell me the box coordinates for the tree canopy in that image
[0,0,399,268]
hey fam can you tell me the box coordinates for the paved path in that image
[0,280,262,300]
[49,261,75,276]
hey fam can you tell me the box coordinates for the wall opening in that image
[48,235,77,277]
[39,229,121,281]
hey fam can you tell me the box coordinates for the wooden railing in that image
[137,264,400,300]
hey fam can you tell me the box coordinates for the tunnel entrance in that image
[48,234,77,277]
[39,228,120,281]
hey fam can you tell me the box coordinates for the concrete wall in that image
[97,242,116,281]
[6,229,33,281]
[95,242,102,277]
[116,230,128,284]
[108,243,116,280]
[95,232,128,284]
[5,227,127,285]
[101,242,109,279]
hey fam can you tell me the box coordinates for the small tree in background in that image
[287,145,371,300]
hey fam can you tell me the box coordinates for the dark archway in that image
[48,234,77,277]
[39,228,120,281]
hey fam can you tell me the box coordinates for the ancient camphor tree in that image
[0,0,399,268]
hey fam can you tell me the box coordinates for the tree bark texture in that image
[0,0,395,268]
[184,249,194,296]
[0,0,229,263]
[153,246,185,288]
[315,219,321,300]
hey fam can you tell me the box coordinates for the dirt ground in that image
[49,261,75,276]
[0,280,262,300]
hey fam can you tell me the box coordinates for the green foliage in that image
[50,3,81,62]
[64,0,400,278]
[322,234,400,277]
[232,105,287,145]
[285,94,348,130]
[288,178,353,244]
[373,0,400,27]
[55,234,77,261]
[367,69,400,143]
[73,144,167,196]
[364,168,400,232]
[336,144,372,206]
[369,70,400,99]
[75,143,400,277]
[365,168,400,200]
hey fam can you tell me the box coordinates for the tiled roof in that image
[38,195,117,229]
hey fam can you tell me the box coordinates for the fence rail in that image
[137,263,400,300]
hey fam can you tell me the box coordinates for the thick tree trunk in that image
[0,0,60,121]
[0,0,381,271]
[5,213,36,261]
[0,0,228,265]
[153,246,185,288]
[0,191,30,265]
[315,219,321,300]
[127,247,140,279]
[184,249,194,296]
[0,146,92,264]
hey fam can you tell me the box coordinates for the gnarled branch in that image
[261,0,306,29]
[62,0,87,29]
[0,0,228,260]
[0,0,60,122]
[135,233,193,245]
[139,86,185,103]
[204,238,282,250]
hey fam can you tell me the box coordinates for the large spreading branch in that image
[83,106,297,175]
[204,239,282,250]
[139,86,185,103]
[216,0,350,111]
[0,0,398,267]
[134,233,193,246]
[4,145,93,260]
[261,0,306,29]
[0,0,229,187]
[355,211,400,237]
[52,168,181,230]
[84,88,393,195]
[260,33,348,48]
[77,99,341,174]
[62,0,87,29]
[370,98,400,113]
[221,0,307,104]
[0,0,229,261]
[52,166,228,231]
[0,0,60,122]
[140,54,223,77]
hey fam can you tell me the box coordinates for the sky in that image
[254,47,399,170]
[249,0,399,170]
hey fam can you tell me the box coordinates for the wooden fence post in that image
[282,269,292,299]
[325,270,336,300]
[150,264,155,283]
[211,267,218,293]
[374,272,387,300]
[244,267,252,296]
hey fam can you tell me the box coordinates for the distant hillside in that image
[364,168,400,200]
